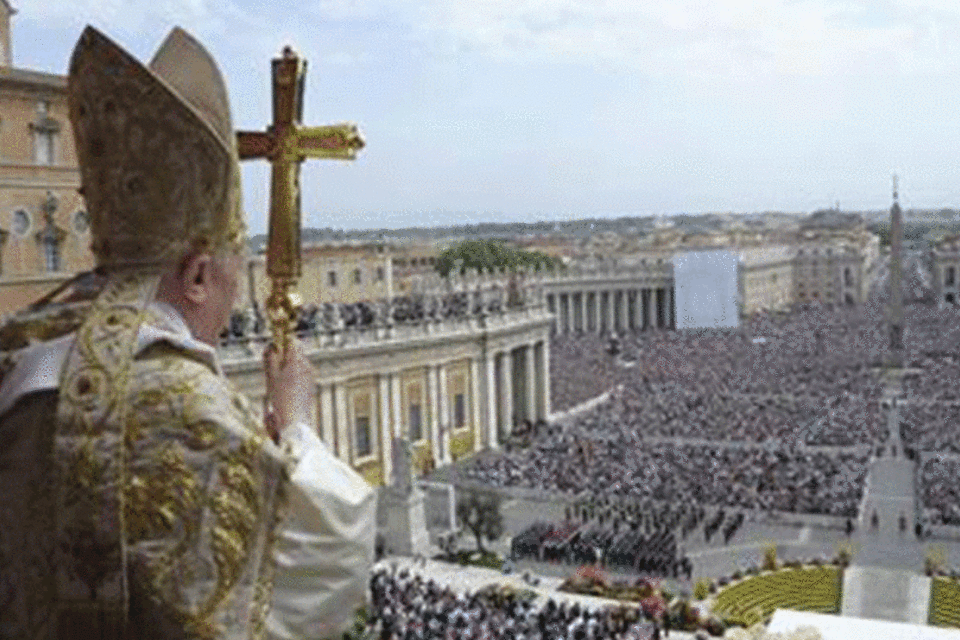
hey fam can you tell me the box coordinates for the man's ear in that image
[181,253,213,305]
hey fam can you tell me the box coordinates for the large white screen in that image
[673,250,740,330]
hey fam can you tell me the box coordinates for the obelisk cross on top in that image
[888,173,904,365]
[237,45,365,352]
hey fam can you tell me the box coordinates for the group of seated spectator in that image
[550,335,623,412]
[463,433,869,518]
[896,307,960,526]
[920,458,960,527]
[901,402,960,455]
[549,303,889,452]
[365,567,658,640]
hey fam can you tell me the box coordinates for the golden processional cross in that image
[236,45,365,352]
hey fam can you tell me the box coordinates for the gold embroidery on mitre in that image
[67,26,245,270]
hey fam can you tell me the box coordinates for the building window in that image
[34,130,54,165]
[12,209,29,235]
[947,266,956,288]
[41,227,60,272]
[844,266,854,287]
[353,268,362,285]
[948,293,956,305]
[376,266,386,282]
[454,393,466,429]
[409,403,422,442]
[328,270,337,287]
[355,415,372,458]
[31,102,59,166]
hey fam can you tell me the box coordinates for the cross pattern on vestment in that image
[236,45,365,350]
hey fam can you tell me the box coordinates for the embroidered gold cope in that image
[0,274,291,640]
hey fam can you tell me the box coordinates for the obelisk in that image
[888,175,904,368]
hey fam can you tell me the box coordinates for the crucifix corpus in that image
[237,45,365,353]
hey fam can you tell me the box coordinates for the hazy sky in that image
[14,1,960,233]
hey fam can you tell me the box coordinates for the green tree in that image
[434,239,562,277]
[455,490,504,554]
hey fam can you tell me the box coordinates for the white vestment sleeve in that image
[266,422,377,640]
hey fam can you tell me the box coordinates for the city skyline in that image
[15,0,960,233]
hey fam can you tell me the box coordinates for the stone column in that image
[379,373,393,484]
[428,364,440,455]
[554,293,562,333]
[635,289,643,331]
[591,291,600,334]
[563,293,572,334]
[499,350,514,440]
[659,287,666,329]
[525,344,537,424]
[540,340,551,419]
[391,372,403,441]
[607,290,615,333]
[547,293,560,333]
[652,288,660,329]
[334,381,351,464]
[646,288,656,331]
[320,382,335,449]
[579,291,588,333]
[438,364,451,464]
[618,290,627,333]
[470,356,482,454]
[598,291,606,333]
[609,290,617,333]
[485,352,498,449]
[569,292,576,333]
[610,290,618,332]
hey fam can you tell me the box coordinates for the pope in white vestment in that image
[0,24,375,640]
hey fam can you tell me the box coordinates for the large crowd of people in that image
[464,435,869,517]
[549,304,888,448]
[550,335,622,412]
[470,302,925,522]
[364,566,659,640]
[528,288,960,530]
[920,458,960,527]
[901,402,960,455]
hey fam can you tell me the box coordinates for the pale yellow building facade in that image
[242,241,394,310]
[0,3,93,315]
[932,235,960,307]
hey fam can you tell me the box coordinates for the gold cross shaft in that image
[236,46,365,352]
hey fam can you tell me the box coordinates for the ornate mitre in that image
[67,25,246,270]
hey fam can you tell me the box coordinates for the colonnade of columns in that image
[485,340,551,446]
[313,338,551,479]
[546,286,676,334]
